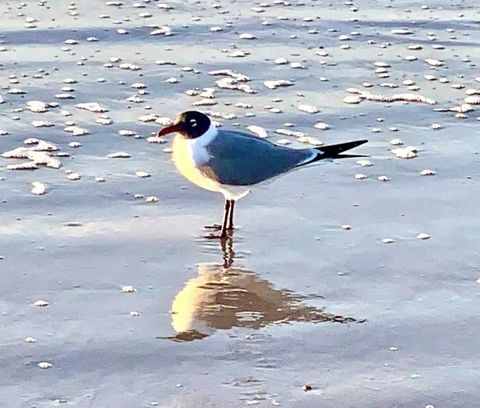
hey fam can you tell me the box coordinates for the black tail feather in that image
[313,139,368,161]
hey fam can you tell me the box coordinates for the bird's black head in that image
[158,111,211,139]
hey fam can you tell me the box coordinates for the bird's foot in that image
[204,223,222,231]
[203,232,224,240]
[203,229,233,240]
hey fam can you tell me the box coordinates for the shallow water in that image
[1,0,480,407]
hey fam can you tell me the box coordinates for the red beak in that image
[158,123,183,137]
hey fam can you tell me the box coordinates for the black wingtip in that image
[316,139,368,159]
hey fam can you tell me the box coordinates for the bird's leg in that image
[220,199,231,238]
[227,200,235,230]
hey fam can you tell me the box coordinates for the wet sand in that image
[1,0,480,407]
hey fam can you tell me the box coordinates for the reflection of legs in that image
[220,200,231,238]
[227,200,235,230]
[221,235,235,268]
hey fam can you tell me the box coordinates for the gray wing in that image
[200,130,316,186]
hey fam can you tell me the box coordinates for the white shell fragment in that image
[417,233,431,240]
[392,146,418,159]
[32,300,49,307]
[264,80,294,90]
[345,89,435,105]
[31,182,47,195]
[356,160,373,167]
[247,125,268,138]
[26,100,48,113]
[8,162,39,170]
[66,173,81,181]
[76,102,109,113]
[38,362,53,369]
[298,104,319,114]
[343,95,363,104]
[425,59,444,67]
[122,285,137,293]
[64,126,89,136]
[107,152,131,158]
[314,122,330,131]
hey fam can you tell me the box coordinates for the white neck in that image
[194,122,218,147]
[173,122,218,167]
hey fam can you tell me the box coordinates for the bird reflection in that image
[169,236,356,342]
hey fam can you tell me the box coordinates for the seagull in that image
[158,111,367,238]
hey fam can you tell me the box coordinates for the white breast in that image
[171,124,250,200]
[172,124,221,193]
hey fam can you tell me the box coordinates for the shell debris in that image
[31,182,47,195]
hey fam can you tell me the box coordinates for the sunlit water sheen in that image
[1,0,480,407]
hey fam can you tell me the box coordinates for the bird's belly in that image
[172,136,220,193]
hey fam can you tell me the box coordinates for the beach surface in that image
[1,0,480,407]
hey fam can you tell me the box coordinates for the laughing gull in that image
[158,111,367,238]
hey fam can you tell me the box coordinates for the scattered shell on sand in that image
[391,29,413,35]
[343,95,363,104]
[356,159,372,167]
[239,33,256,40]
[38,362,53,369]
[464,96,480,105]
[31,121,54,128]
[355,173,367,180]
[76,102,109,113]
[298,104,319,114]
[420,169,436,176]
[392,146,418,159]
[346,88,435,105]
[264,80,294,90]
[274,57,289,65]
[314,122,330,130]
[417,233,431,240]
[31,182,47,195]
[64,126,89,136]
[247,125,268,138]
[66,173,81,181]
[32,300,49,307]
[107,152,131,158]
[122,285,137,293]
[382,238,395,244]
[135,171,151,178]
[425,59,444,67]
[145,196,158,203]
[119,130,137,137]
[7,162,38,170]
[147,136,167,144]
[341,224,352,230]
[378,176,390,182]
[276,139,291,146]
[26,100,48,113]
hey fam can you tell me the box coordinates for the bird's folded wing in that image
[200,131,314,186]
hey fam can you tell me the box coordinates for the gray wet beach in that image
[1,0,480,407]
